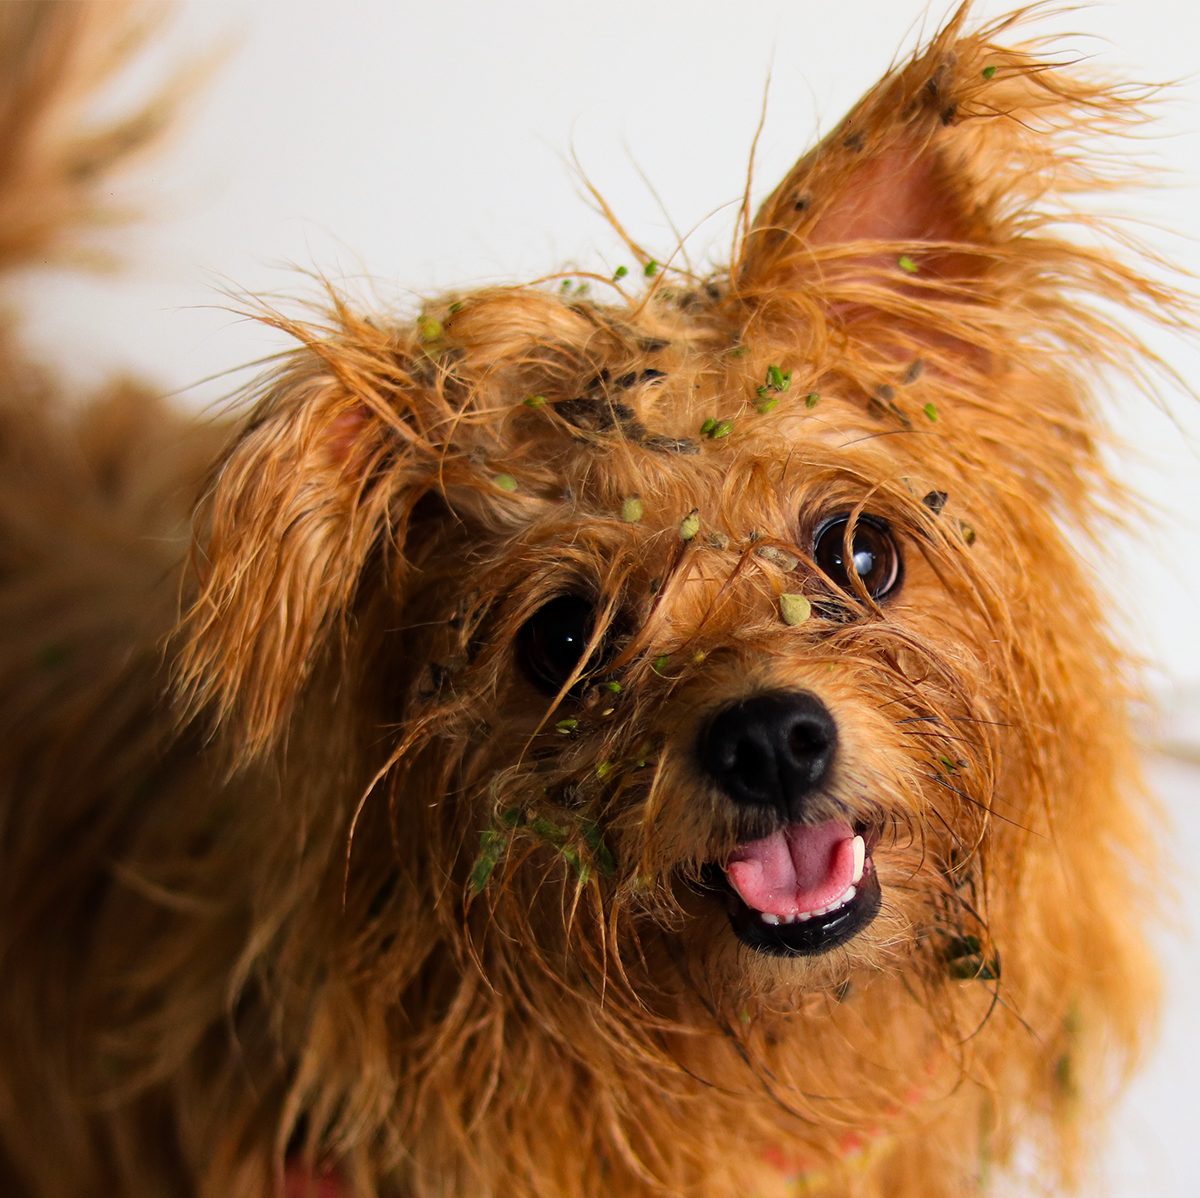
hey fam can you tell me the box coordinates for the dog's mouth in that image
[715,820,882,957]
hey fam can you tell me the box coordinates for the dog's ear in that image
[733,7,1135,349]
[176,310,439,760]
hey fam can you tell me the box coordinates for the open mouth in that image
[717,820,881,957]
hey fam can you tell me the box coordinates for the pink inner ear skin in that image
[808,147,967,248]
[780,139,993,366]
[323,407,371,468]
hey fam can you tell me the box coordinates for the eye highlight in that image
[813,514,902,601]
[517,595,599,696]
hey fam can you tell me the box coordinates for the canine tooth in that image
[851,835,865,885]
[761,913,780,926]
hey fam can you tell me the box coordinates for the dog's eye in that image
[813,514,902,600]
[517,595,598,696]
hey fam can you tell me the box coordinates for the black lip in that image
[715,863,882,958]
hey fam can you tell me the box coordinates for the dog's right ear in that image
[176,310,439,761]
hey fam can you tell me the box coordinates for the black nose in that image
[698,690,837,817]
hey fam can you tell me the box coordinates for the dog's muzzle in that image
[697,690,881,957]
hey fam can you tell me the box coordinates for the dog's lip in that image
[704,817,883,957]
[720,866,882,958]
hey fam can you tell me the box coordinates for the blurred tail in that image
[0,1,188,273]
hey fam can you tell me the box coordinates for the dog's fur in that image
[0,4,1182,1196]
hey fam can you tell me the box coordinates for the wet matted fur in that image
[0,4,1183,1197]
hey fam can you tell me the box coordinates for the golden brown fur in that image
[0,4,1182,1196]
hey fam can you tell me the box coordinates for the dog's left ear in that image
[735,7,1049,324]
[176,318,436,760]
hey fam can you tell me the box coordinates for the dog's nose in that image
[698,690,837,817]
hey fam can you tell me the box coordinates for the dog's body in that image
[0,4,1177,1197]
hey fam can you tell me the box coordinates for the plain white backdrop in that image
[11,2,1200,1192]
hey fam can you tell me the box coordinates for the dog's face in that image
[176,11,1158,1189]
[387,335,992,1002]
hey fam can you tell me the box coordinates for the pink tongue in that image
[727,821,856,917]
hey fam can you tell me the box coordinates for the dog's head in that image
[177,10,1161,1190]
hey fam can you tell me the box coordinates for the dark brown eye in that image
[517,595,598,696]
[813,514,902,601]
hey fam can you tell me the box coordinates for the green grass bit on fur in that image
[613,265,628,280]
[710,420,733,439]
[581,821,617,877]
[448,301,464,314]
[603,680,622,693]
[679,509,700,540]
[924,402,939,422]
[596,761,612,780]
[622,496,644,522]
[982,64,997,80]
[561,844,588,882]
[523,394,546,407]
[779,593,811,627]
[469,830,507,893]
[493,473,517,492]
[805,392,820,409]
[555,718,578,734]
[653,654,670,674]
[532,816,566,842]
[756,395,779,414]
[699,417,717,435]
[944,934,1000,981]
[952,955,1000,981]
[897,254,918,274]
[418,316,443,341]
[644,259,659,277]
[766,364,792,392]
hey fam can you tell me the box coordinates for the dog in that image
[0,3,1178,1196]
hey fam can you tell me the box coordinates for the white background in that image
[11,2,1200,1192]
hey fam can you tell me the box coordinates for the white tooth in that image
[761,913,780,926]
[811,905,827,917]
[851,836,865,885]
[781,913,796,924]
[796,910,812,921]
[844,885,856,904]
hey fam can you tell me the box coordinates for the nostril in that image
[698,690,838,816]
[786,720,830,761]
[733,739,769,791]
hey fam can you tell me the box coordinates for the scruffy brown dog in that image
[0,3,1183,1197]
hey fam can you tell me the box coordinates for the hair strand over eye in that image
[812,514,902,601]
